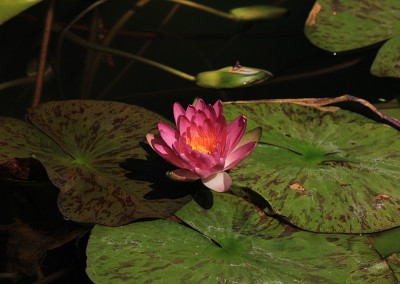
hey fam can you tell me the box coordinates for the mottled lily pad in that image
[86,192,396,283]
[0,100,192,226]
[224,102,400,233]
[387,254,400,279]
[304,0,400,78]
[0,0,42,25]
[371,35,400,78]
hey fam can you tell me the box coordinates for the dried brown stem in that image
[32,0,55,108]
[97,3,181,99]
[83,0,150,98]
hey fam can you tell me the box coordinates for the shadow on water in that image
[120,142,213,210]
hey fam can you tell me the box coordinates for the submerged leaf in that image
[86,193,395,283]
[224,102,400,233]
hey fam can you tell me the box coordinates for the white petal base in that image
[202,172,232,192]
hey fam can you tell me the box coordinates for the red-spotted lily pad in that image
[224,102,400,233]
[86,192,397,283]
[0,100,192,226]
[304,0,400,78]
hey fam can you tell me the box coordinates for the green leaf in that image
[0,100,192,226]
[196,66,272,89]
[230,5,287,21]
[0,0,43,25]
[86,192,395,283]
[304,0,400,78]
[371,35,400,78]
[372,227,400,258]
[224,102,400,233]
[304,0,400,52]
[387,254,400,280]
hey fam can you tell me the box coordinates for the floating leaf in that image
[371,35,400,77]
[196,66,272,89]
[230,5,287,21]
[0,0,43,25]
[86,192,395,283]
[372,227,400,258]
[224,102,400,233]
[304,0,400,78]
[387,254,400,280]
[0,100,192,226]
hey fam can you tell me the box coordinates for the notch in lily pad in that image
[230,5,287,21]
[196,62,273,89]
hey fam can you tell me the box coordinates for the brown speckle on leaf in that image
[290,183,306,191]
[305,2,322,26]
[375,194,391,200]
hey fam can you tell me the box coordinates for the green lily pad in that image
[372,227,400,258]
[304,0,400,78]
[224,102,400,233]
[371,35,400,77]
[230,5,287,21]
[304,0,400,52]
[0,100,192,226]
[0,0,42,25]
[86,192,396,283]
[387,254,400,279]
[196,66,272,89]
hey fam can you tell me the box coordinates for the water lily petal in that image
[146,134,185,168]
[201,171,232,192]
[173,102,185,125]
[194,167,211,179]
[233,127,262,152]
[158,122,179,149]
[227,115,247,153]
[213,100,223,117]
[192,110,207,126]
[204,104,217,122]
[177,115,191,135]
[224,141,257,170]
[197,152,217,169]
[194,98,206,111]
[211,157,225,172]
[168,169,199,181]
[185,105,197,121]
[214,115,227,138]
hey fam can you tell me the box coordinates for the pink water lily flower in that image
[146,99,261,192]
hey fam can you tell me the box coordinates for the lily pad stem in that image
[64,31,196,82]
[167,0,235,20]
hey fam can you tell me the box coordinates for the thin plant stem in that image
[65,31,196,81]
[80,7,101,98]
[56,0,109,99]
[167,0,235,20]
[31,0,55,108]
[97,3,181,99]
[83,0,150,98]
[0,76,36,92]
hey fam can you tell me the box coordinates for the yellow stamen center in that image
[186,130,217,154]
